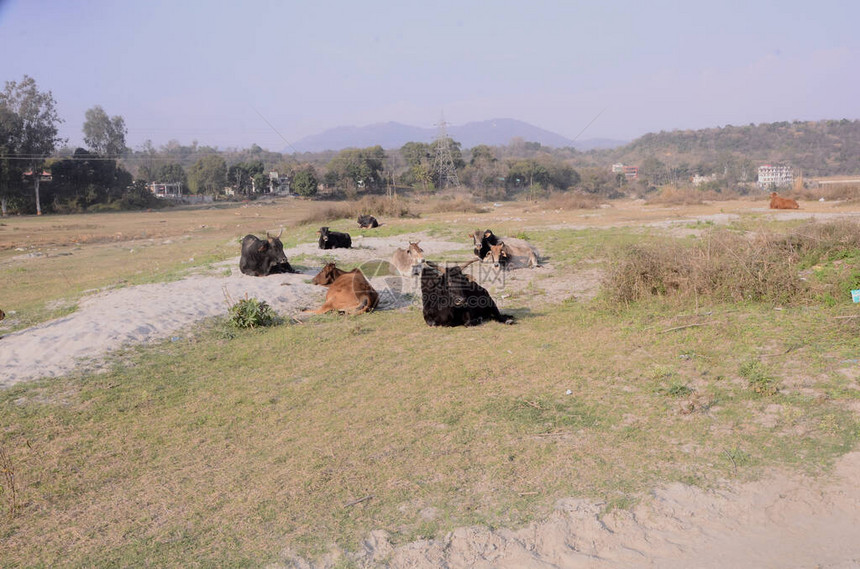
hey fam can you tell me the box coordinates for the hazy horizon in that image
[1,0,857,152]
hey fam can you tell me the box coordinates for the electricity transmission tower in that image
[433,114,460,190]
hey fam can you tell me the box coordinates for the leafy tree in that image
[326,146,385,192]
[469,144,495,166]
[119,179,163,210]
[135,140,159,182]
[292,168,318,197]
[505,159,549,190]
[48,148,133,211]
[399,142,433,190]
[188,154,227,195]
[252,172,269,193]
[639,156,668,186]
[0,103,24,215]
[401,142,432,168]
[228,161,264,195]
[82,105,127,157]
[154,162,187,188]
[0,75,65,215]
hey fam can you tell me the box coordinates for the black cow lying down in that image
[357,214,379,228]
[239,230,296,276]
[318,226,352,249]
[420,261,514,327]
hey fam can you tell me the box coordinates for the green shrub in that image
[228,296,279,329]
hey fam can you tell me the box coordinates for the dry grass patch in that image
[299,196,414,225]
[531,192,605,211]
[604,220,860,305]
[646,186,741,205]
[420,195,488,214]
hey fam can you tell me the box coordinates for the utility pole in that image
[433,113,460,190]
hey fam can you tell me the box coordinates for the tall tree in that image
[326,146,385,192]
[187,154,227,195]
[155,163,188,189]
[0,76,65,215]
[399,142,433,191]
[82,105,127,157]
[291,167,318,197]
[0,103,23,215]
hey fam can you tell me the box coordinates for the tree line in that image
[3,74,859,216]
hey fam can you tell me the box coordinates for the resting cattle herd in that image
[770,192,800,209]
[239,230,295,276]
[318,227,352,249]
[357,214,379,228]
[420,261,514,327]
[307,263,379,314]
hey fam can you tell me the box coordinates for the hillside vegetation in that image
[590,119,860,177]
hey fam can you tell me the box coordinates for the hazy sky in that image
[1,0,857,151]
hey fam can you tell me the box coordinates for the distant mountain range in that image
[289,118,625,153]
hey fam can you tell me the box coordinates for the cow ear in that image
[258,242,268,252]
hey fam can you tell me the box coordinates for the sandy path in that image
[275,452,860,568]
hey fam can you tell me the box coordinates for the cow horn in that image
[435,259,478,275]
[276,227,284,239]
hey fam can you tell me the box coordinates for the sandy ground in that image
[273,452,860,568]
[3,222,860,568]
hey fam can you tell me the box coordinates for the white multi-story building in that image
[757,165,793,189]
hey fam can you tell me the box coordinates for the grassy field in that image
[2,196,860,567]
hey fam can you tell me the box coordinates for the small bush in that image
[228,296,279,329]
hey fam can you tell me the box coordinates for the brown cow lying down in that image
[487,239,539,269]
[770,192,799,209]
[306,263,379,314]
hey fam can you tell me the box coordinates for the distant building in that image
[149,182,183,198]
[691,173,717,187]
[757,165,793,189]
[612,163,639,180]
[23,169,52,183]
[268,171,291,194]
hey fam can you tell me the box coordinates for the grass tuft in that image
[739,360,779,397]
